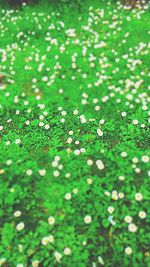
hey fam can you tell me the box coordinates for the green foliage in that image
[0,0,149,266]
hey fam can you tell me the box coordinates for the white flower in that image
[60,116,65,123]
[112,191,118,200]
[121,151,127,157]
[10,188,15,192]
[84,215,92,224]
[121,112,127,117]
[97,128,103,136]
[128,223,138,232]
[96,160,105,170]
[81,118,86,124]
[39,122,44,127]
[69,130,74,135]
[48,216,55,225]
[98,256,104,265]
[15,139,21,144]
[39,169,46,176]
[59,89,63,94]
[54,252,62,262]
[25,120,30,125]
[93,98,98,104]
[73,109,78,115]
[80,148,86,153]
[43,111,48,116]
[52,161,58,167]
[41,237,49,246]
[138,211,146,219]
[26,169,32,176]
[75,140,79,145]
[82,99,87,105]
[67,137,72,144]
[107,206,115,214]
[16,222,25,231]
[65,173,70,178]
[6,160,12,165]
[95,105,100,111]
[124,216,132,223]
[42,76,48,82]
[64,247,71,255]
[118,176,125,181]
[125,247,132,255]
[45,124,50,130]
[118,192,124,198]
[65,193,72,200]
[87,178,93,185]
[132,157,138,163]
[133,119,138,125]
[61,111,66,116]
[14,211,21,217]
[87,159,93,166]
[141,155,149,163]
[104,191,110,196]
[135,193,143,201]
[53,170,60,177]
[16,264,24,267]
[99,119,105,125]
[32,260,39,267]
[72,188,78,194]
[55,156,60,162]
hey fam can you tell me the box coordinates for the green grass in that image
[0,0,150,266]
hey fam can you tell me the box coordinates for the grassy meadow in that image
[0,0,150,266]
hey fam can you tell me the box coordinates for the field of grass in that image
[0,0,150,266]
